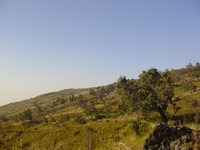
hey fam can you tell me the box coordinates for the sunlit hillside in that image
[0,64,199,149]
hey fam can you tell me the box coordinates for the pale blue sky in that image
[0,0,200,106]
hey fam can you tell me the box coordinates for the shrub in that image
[59,114,70,122]
[74,115,87,124]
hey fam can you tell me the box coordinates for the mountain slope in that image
[0,88,89,116]
[0,65,199,149]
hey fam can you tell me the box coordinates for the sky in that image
[0,0,200,106]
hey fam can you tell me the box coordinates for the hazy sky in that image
[0,0,200,106]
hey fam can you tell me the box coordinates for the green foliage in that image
[0,115,9,123]
[76,94,97,119]
[123,119,150,136]
[33,101,43,116]
[68,94,77,102]
[19,109,33,121]
[117,76,140,114]
[51,100,59,107]
[89,84,115,106]
[0,65,199,149]
[59,114,70,122]
[42,116,48,124]
[0,88,88,117]
[195,111,200,124]
[0,118,151,149]
[190,99,198,108]
[186,62,193,68]
[190,65,200,78]
[117,68,177,123]
[49,115,56,122]
[75,115,87,124]
[181,80,197,92]
[56,97,66,104]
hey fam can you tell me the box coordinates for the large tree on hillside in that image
[117,68,178,123]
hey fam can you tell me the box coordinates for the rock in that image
[171,130,200,150]
[143,123,200,150]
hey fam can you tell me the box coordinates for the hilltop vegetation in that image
[0,88,89,116]
[0,63,200,149]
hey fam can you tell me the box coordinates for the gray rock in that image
[143,123,199,150]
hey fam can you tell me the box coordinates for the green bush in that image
[59,114,70,122]
[74,115,87,124]
[124,119,150,136]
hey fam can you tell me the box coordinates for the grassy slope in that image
[0,117,151,150]
[0,88,89,116]
[0,65,200,149]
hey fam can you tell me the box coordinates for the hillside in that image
[0,64,200,149]
[0,88,89,116]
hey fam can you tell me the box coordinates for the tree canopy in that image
[117,68,178,123]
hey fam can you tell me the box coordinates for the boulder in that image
[143,123,200,150]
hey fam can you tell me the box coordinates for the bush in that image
[124,119,150,136]
[74,115,87,124]
[59,114,70,122]
[0,115,9,123]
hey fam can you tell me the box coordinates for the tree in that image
[68,94,77,102]
[90,87,108,106]
[89,89,96,96]
[181,80,197,92]
[89,85,115,107]
[105,84,115,95]
[19,109,33,121]
[139,68,176,123]
[76,94,88,108]
[117,68,178,123]
[117,76,141,114]
[0,115,9,123]
[97,87,107,106]
[186,63,193,68]
[196,62,200,66]
[76,94,97,119]
[33,102,43,116]
[56,97,66,104]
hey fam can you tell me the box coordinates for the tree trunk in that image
[158,109,168,123]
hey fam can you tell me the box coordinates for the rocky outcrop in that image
[144,123,200,150]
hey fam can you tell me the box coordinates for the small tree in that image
[68,94,77,102]
[56,97,66,104]
[33,102,43,116]
[0,115,9,123]
[19,109,33,121]
[76,94,97,119]
[181,80,197,92]
[75,115,86,124]
[196,62,200,66]
[117,76,140,114]
[90,87,107,106]
[186,63,193,68]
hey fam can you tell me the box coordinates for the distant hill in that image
[0,88,89,116]
[0,64,200,118]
